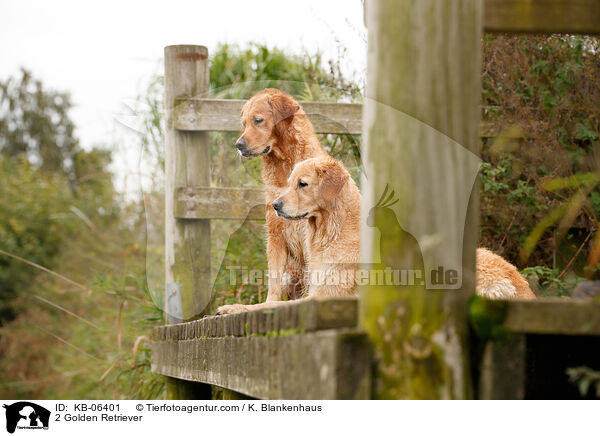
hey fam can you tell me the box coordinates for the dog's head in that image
[235,88,300,158]
[272,157,349,220]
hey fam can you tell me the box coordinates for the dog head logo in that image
[2,402,50,434]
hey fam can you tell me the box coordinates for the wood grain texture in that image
[504,299,600,335]
[151,329,370,399]
[174,97,524,139]
[484,0,600,34]
[478,334,526,400]
[153,297,359,340]
[360,0,481,399]
[164,45,212,323]
[175,187,264,220]
[174,98,363,134]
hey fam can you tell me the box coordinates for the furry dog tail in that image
[476,248,536,300]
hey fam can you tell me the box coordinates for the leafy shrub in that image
[480,35,600,284]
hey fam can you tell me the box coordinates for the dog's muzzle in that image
[272,200,308,220]
[236,138,271,157]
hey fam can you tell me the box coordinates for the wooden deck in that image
[151,296,600,399]
[151,298,370,399]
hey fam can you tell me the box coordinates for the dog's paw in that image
[215,304,249,315]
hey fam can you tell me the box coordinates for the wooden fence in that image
[152,0,600,400]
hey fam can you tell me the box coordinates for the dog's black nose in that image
[272,199,283,211]
[235,138,247,151]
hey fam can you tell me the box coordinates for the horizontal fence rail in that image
[152,330,370,399]
[175,98,363,134]
[175,187,264,220]
[484,0,600,34]
[479,298,600,336]
[174,98,531,138]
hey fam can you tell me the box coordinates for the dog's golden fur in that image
[215,88,534,315]
[216,89,328,315]
[276,156,360,297]
[217,156,360,314]
[476,248,536,299]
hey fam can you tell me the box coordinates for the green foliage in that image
[567,366,600,398]
[209,43,361,100]
[0,157,68,323]
[479,161,510,194]
[520,265,582,297]
[0,70,118,325]
[480,35,600,282]
[0,69,79,189]
[0,70,162,399]
[467,295,509,339]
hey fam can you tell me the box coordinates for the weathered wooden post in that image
[165,45,212,399]
[360,0,481,399]
[164,45,212,399]
[165,45,212,323]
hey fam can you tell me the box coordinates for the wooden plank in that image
[175,187,264,220]
[478,334,527,399]
[484,0,600,34]
[505,299,600,335]
[361,0,481,399]
[470,298,600,336]
[164,45,212,323]
[151,329,370,399]
[154,297,359,339]
[174,98,363,134]
[174,97,522,140]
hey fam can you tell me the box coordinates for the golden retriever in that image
[215,158,533,314]
[215,89,534,314]
[216,89,328,315]
[216,156,360,314]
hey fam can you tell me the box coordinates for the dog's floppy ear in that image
[317,160,348,202]
[269,92,299,127]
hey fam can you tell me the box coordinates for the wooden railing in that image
[152,0,600,400]
[153,298,369,399]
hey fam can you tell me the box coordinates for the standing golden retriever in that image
[216,89,328,315]
[217,156,360,314]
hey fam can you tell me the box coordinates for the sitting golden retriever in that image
[216,156,360,314]
[215,88,534,314]
[216,156,534,314]
[234,89,328,305]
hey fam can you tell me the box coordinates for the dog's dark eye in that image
[254,118,263,125]
[297,180,308,188]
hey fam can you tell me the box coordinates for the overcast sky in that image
[0,0,366,192]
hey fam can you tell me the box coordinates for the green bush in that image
[480,35,600,282]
